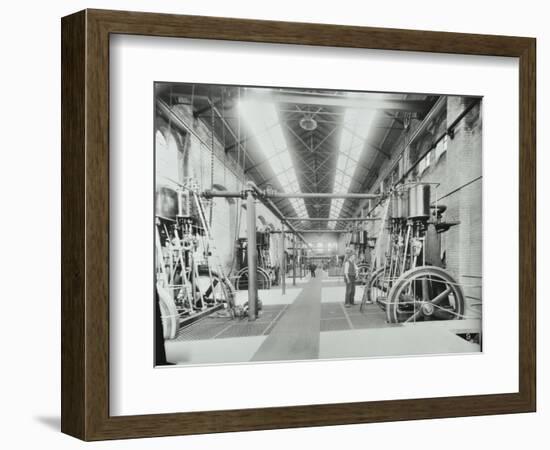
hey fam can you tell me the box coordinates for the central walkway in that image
[252,274,323,361]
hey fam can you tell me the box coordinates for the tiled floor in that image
[319,326,480,359]
[320,302,401,332]
[234,287,302,306]
[165,335,267,365]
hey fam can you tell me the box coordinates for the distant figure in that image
[343,248,358,307]
[310,263,316,278]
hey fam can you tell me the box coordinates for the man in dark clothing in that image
[343,248,358,307]
[310,263,316,278]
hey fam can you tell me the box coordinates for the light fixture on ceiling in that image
[299,114,317,131]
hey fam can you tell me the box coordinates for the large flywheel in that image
[195,268,235,309]
[235,266,272,291]
[386,266,465,324]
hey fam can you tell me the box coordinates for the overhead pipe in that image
[284,217,380,222]
[203,189,379,201]
[202,186,307,243]
[268,192,380,199]
[202,185,380,241]
[202,190,243,198]
[271,230,347,234]
[245,181,308,245]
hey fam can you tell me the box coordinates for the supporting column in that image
[292,237,297,287]
[246,190,257,321]
[299,248,304,279]
[281,223,286,295]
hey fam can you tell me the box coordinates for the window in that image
[435,134,448,161]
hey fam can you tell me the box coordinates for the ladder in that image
[189,186,236,311]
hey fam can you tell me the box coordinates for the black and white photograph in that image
[0,0,543,444]
[154,82,482,366]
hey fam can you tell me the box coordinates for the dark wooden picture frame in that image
[61,9,536,441]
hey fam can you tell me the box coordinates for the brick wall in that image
[363,97,482,306]
[439,97,482,305]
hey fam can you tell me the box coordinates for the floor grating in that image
[174,304,288,341]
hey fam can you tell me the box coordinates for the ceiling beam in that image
[267,91,433,113]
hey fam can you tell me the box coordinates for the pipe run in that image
[201,185,379,241]
[202,190,244,199]
[203,189,380,200]
[245,181,309,245]
[284,217,380,222]
[271,230,348,234]
[268,192,380,199]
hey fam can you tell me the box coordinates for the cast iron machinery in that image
[362,182,465,324]
[234,232,274,291]
[155,178,236,339]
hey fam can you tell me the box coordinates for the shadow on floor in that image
[34,415,60,431]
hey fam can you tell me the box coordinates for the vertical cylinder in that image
[246,190,257,321]
[177,189,184,217]
[408,183,431,218]
[281,225,286,295]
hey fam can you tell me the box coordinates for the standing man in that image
[343,248,358,307]
[309,262,316,278]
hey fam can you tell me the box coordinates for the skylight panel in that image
[337,157,347,172]
[329,106,374,221]
[348,143,363,161]
[238,96,308,218]
[341,173,352,189]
